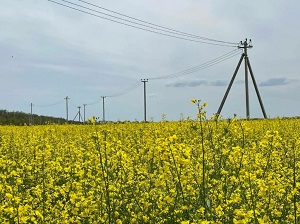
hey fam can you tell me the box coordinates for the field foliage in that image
[0,116,299,223]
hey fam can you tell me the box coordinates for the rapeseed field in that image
[0,116,299,223]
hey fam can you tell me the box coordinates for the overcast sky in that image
[1,0,300,121]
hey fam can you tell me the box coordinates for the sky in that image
[1,0,300,122]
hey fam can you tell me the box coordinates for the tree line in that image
[0,109,67,125]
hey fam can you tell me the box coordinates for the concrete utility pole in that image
[78,106,81,122]
[72,106,83,123]
[64,96,70,123]
[243,40,250,118]
[141,79,148,122]
[101,96,106,122]
[216,39,267,119]
[30,103,33,124]
[83,104,87,123]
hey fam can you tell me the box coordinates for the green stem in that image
[292,140,297,224]
[199,106,206,215]
[42,148,45,223]
[248,174,258,224]
[103,131,112,224]
[169,144,189,220]
[94,131,111,224]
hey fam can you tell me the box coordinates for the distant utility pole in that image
[73,106,83,123]
[78,106,82,122]
[141,79,148,122]
[83,104,87,123]
[64,96,70,123]
[30,103,34,124]
[101,96,106,122]
[216,39,267,119]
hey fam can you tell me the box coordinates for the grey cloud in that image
[210,80,228,86]
[166,79,230,87]
[2,0,300,120]
[259,78,294,87]
[166,79,208,87]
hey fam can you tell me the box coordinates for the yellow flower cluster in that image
[0,118,299,223]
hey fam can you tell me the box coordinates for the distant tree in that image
[0,109,66,125]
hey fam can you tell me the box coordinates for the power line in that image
[106,81,142,98]
[31,51,241,107]
[74,48,239,101]
[85,99,101,106]
[48,0,237,47]
[103,49,241,98]
[34,99,64,107]
[148,48,242,80]
[78,0,237,45]
[69,99,80,108]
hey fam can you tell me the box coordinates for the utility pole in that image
[64,96,69,123]
[216,39,267,119]
[141,79,148,122]
[243,40,250,118]
[78,106,81,122]
[101,96,106,122]
[73,106,83,123]
[83,104,87,123]
[30,103,33,125]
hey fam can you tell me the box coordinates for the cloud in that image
[210,80,228,86]
[259,78,295,87]
[2,0,300,120]
[166,79,207,87]
[166,79,229,87]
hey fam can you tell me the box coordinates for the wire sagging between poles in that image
[148,48,242,80]
[106,81,142,98]
[48,0,238,47]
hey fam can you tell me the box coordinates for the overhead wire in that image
[148,49,242,80]
[106,81,142,98]
[103,49,242,98]
[85,99,101,106]
[48,0,238,47]
[69,99,80,108]
[78,0,237,45]
[46,0,243,103]
[34,99,64,107]
[28,49,242,113]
